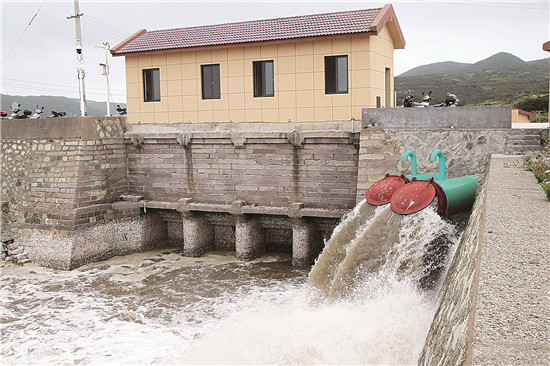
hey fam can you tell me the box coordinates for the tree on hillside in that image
[512,95,549,113]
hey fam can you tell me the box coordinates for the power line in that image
[1,78,126,93]
[2,0,48,65]
[85,14,132,38]
[81,15,132,43]
[427,0,548,10]
[82,18,128,40]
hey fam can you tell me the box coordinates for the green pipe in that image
[402,150,417,177]
[430,149,446,181]
[436,175,480,216]
[402,150,440,181]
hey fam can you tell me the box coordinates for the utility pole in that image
[67,0,87,116]
[95,42,112,116]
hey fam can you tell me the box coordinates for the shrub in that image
[524,143,550,201]
[513,95,549,113]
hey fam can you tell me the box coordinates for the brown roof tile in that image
[112,7,382,55]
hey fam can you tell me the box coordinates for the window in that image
[143,68,160,102]
[325,55,348,94]
[253,60,274,97]
[201,64,220,99]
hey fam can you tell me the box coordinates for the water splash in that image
[307,199,376,289]
[184,202,461,364]
[1,201,461,365]
[182,275,437,365]
[309,201,458,298]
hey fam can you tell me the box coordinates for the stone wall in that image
[356,128,544,202]
[418,173,488,365]
[0,117,141,268]
[1,117,127,238]
[125,131,359,210]
[1,119,359,268]
[1,116,546,269]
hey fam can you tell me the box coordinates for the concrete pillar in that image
[235,215,264,261]
[292,217,321,267]
[140,211,168,250]
[182,212,214,257]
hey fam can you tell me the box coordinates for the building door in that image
[385,67,392,108]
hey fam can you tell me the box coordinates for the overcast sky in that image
[1,0,548,104]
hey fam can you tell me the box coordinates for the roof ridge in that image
[148,7,383,34]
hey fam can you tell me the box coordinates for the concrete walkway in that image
[472,155,549,365]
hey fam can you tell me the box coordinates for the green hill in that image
[398,52,526,77]
[395,54,549,106]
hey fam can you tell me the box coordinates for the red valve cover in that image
[366,174,409,205]
[390,179,437,215]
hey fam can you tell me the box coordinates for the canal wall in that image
[418,171,488,365]
[1,112,547,269]
[419,154,549,365]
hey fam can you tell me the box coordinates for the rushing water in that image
[1,201,461,365]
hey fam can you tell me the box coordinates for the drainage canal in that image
[1,149,476,364]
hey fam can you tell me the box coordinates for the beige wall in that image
[511,109,532,123]
[124,26,395,124]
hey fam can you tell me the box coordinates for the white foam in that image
[1,203,461,365]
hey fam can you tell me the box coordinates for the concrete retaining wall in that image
[362,105,512,129]
[419,153,550,365]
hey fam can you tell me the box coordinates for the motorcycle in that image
[403,92,431,107]
[116,104,127,115]
[30,106,44,119]
[403,91,459,108]
[444,92,459,106]
[10,102,32,119]
[48,111,67,118]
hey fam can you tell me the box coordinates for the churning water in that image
[1,200,461,365]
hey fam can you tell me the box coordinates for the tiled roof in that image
[112,8,382,55]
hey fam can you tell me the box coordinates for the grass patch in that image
[524,142,550,200]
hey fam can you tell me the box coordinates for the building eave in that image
[369,4,405,49]
[111,29,148,56]
[110,31,376,57]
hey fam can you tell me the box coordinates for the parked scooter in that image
[30,106,44,119]
[48,111,67,118]
[9,102,21,118]
[403,91,432,107]
[10,102,32,119]
[444,92,460,106]
[0,111,8,118]
[403,91,459,108]
[116,104,127,115]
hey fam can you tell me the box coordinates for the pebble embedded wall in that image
[356,128,544,202]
